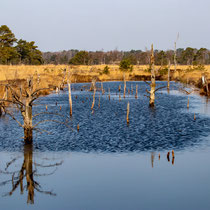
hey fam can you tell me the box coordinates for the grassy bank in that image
[1,64,210,97]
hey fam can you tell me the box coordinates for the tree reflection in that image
[151,151,175,167]
[0,144,63,204]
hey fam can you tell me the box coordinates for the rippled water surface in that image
[0,81,210,210]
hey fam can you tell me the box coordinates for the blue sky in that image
[1,0,210,51]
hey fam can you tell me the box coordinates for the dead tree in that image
[91,80,96,110]
[123,74,126,98]
[179,88,195,109]
[0,144,62,204]
[127,102,130,125]
[167,60,171,93]
[149,44,156,107]
[67,70,73,117]
[174,42,177,72]
[0,77,69,144]
[145,44,166,107]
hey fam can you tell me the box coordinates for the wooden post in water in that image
[149,44,156,107]
[101,82,103,93]
[187,97,189,109]
[109,88,110,101]
[68,80,72,117]
[119,85,121,92]
[127,102,130,125]
[91,83,96,110]
[131,84,133,94]
[135,84,138,99]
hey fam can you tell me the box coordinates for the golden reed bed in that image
[1,64,210,90]
[1,64,210,82]
[1,64,210,101]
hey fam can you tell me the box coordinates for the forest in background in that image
[1,25,210,66]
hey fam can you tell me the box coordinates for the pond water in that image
[0,81,210,210]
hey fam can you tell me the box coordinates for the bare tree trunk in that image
[135,85,138,99]
[167,60,171,93]
[123,73,126,98]
[174,42,177,72]
[24,99,33,144]
[127,102,130,125]
[149,44,156,107]
[91,85,96,110]
[68,82,73,117]
[187,97,189,109]
[4,86,8,100]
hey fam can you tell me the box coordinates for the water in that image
[0,81,210,210]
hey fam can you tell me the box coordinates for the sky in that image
[1,0,210,52]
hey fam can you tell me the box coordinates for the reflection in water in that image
[151,151,175,167]
[151,152,155,168]
[0,144,63,204]
[167,152,170,162]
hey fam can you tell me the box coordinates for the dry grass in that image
[1,64,210,104]
[1,64,210,97]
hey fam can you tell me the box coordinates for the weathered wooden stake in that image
[135,84,138,99]
[109,88,110,101]
[127,102,130,125]
[98,94,100,108]
[119,85,121,92]
[77,124,80,132]
[187,97,189,109]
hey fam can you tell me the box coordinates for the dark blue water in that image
[0,81,210,152]
[0,81,210,210]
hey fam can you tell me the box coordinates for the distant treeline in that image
[43,48,210,66]
[1,25,210,66]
